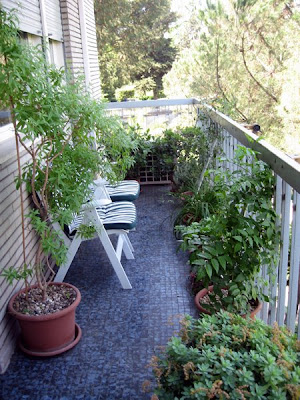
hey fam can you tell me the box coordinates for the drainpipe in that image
[78,0,91,92]
[39,0,50,63]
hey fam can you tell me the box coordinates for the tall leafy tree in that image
[95,0,177,100]
[164,0,300,152]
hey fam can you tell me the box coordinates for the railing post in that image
[287,191,300,333]
[269,175,282,325]
[277,181,292,326]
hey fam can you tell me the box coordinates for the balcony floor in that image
[0,185,197,400]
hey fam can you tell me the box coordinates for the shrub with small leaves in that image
[151,311,300,400]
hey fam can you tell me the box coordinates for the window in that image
[49,39,65,69]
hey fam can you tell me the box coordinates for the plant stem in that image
[9,97,29,295]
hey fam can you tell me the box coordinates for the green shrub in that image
[177,146,280,314]
[115,85,135,102]
[152,311,300,400]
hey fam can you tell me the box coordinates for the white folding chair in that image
[54,199,136,289]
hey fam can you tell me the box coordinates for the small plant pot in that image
[8,282,82,356]
[180,191,194,201]
[195,285,262,319]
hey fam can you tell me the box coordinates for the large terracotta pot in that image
[8,282,82,357]
[195,285,262,319]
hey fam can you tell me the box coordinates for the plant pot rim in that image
[195,285,262,319]
[8,282,81,322]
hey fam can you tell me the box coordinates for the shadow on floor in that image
[0,185,198,400]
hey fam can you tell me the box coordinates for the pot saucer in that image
[18,323,82,357]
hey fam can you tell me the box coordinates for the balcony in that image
[1,99,299,398]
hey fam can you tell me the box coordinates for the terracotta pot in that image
[180,191,194,201]
[8,282,82,357]
[195,285,262,319]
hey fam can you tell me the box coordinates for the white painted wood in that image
[2,0,43,36]
[87,209,132,289]
[123,233,135,253]
[45,0,63,41]
[203,103,300,193]
[287,191,300,332]
[277,182,292,326]
[269,175,282,325]
[116,235,123,261]
[228,135,234,173]
[261,265,269,323]
[54,234,82,282]
[105,98,198,110]
[78,0,90,91]
[119,233,134,260]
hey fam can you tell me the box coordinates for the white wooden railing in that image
[105,99,300,337]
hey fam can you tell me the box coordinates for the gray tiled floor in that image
[0,185,197,400]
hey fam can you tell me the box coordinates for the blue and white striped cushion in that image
[68,201,137,235]
[105,180,140,202]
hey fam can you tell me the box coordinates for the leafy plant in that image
[126,125,219,185]
[151,311,300,400]
[0,8,135,300]
[177,146,280,314]
[174,183,222,227]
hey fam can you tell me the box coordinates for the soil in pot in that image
[8,282,82,356]
[195,286,262,319]
[12,284,77,315]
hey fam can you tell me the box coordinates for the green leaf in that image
[204,246,218,256]
[198,252,212,260]
[233,235,243,242]
[211,258,219,273]
[218,255,227,269]
[267,227,273,240]
[235,273,245,282]
[193,259,207,266]
[234,242,242,253]
[205,264,212,279]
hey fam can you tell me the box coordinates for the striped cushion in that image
[105,180,140,202]
[68,201,137,235]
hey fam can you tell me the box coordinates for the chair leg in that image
[54,234,82,282]
[123,232,135,253]
[87,209,132,289]
[119,233,135,260]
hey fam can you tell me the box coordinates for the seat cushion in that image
[106,180,140,202]
[68,201,137,235]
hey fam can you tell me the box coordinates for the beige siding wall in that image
[60,0,85,77]
[84,0,101,99]
[60,0,101,98]
[0,147,40,373]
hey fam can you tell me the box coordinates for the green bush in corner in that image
[177,146,280,314]
[151,311,300,400]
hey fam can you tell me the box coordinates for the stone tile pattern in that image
[0,186,197,400]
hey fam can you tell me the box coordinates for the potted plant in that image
[177,146,280,315]
[0,9,134,356]
[151,311,300,399]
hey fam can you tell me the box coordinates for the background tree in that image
[164,0,300,153]
[95,0,177,100]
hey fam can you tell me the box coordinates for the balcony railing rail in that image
[105,99,300,337]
